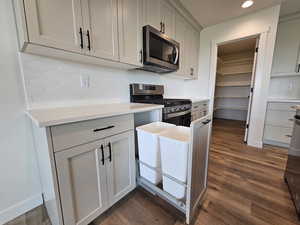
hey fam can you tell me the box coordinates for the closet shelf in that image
[215,96,249,99]
[214,106,248,111]
[216,81,251,87]
[271,72,300,78]
[217,71,252,76]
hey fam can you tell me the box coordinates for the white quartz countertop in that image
[166,96,209,103]
[26,103,164,127]
[190,98,210,103]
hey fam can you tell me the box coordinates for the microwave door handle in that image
[174,46,179,65]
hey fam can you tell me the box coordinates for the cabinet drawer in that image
[265,110,295,128]
[51,114,134,152]
[268,102,297,111]
[192,101,208,111]
[264,125,293,144]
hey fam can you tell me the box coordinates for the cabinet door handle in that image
[297,64,300,73]
[108,142,112,162]
[202,119,211,125]
[87,30,91,51]
[160,22,163,33]
[163,23,165,34]
[289,118,294,122]
[140,50,143,63]
[190,68,194,76]
[79,27,83,49]
[93,125,115,133]
[286,135,292,138]
[100,145,105,165]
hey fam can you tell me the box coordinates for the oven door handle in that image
[173,46,179,65]
[165,110,191,119]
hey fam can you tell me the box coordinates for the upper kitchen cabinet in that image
[183,24,200,79]
[272,18,300,75]
[24,0,83,53]
[191,28,200,79]
[160,0,175,38]
[143,0,175,38]
[143,0,161,31]
[81,0,119,61]
[118,0,143,66]
[174,13,187,76]
[14,0,201,76]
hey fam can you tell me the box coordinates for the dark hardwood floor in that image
[92,119,299,225]
[8,119,298,225]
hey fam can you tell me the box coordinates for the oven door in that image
[163,110,191,127]
[143,25,179,72]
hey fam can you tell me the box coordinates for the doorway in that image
[212,37,259,143]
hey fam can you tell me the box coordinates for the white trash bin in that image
[159,126,190,199]
[136,122,176,184]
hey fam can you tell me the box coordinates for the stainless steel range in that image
[130,83,191,127]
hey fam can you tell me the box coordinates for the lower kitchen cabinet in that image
[56,139,109,225]
[55,130,135,225]
[192,101,209,121]
[263,102,298,147]
[106,131,136,206]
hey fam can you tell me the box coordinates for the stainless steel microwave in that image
[140,25,180,74]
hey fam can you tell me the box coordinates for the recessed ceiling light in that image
[241,0,254,8]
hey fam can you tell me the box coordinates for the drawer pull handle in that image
[93,125,115,133]
[108,142,112,162]
[202,119,211,125]
[100,145,105,165]
[289,118,294,122]
[286,135,292,138]
[291,106,297,110]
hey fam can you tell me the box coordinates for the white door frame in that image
[208,30,271,148]
[243,37,260,143]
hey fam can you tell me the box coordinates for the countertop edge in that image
[26,104,164,128]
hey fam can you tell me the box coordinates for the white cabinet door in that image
[184,25,194,78]
[183,25,200,79]
[191,28,200,79]
[174,13,187,76]
[160,0,175,38]
[105,131,136,206]
[143,0,161,31]
[55,140,108,225]
[272,19,300,74]
[81,0,119,61]
[24,0,83,53]
[118,0,143,66]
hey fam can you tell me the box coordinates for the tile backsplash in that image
[268,76,300,99]
[19,53,187,109]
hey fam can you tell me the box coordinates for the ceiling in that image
[180,0,300,27]
[280,0,300,17]
[218,38,257,56]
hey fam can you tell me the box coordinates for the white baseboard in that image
[263,139,290,148]
[0,194,43,224]
[248,139,263,148]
